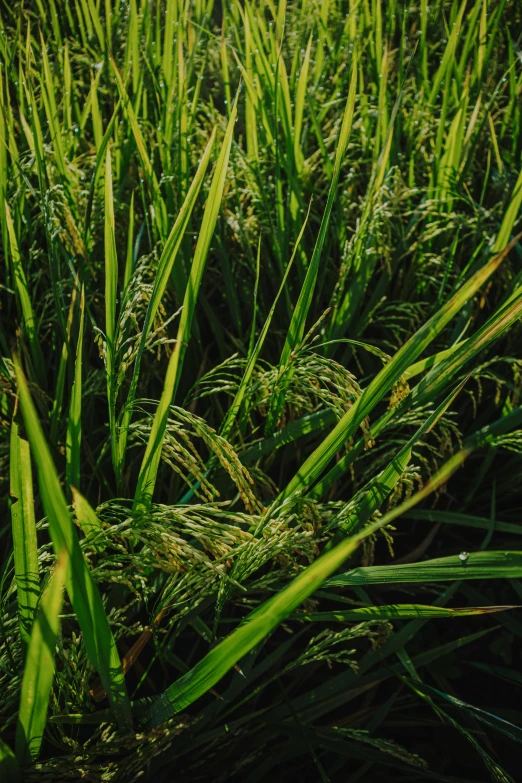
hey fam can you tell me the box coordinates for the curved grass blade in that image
[408,281,522,411]
[13,357,131,730]
[104,147,119,474]
[320,381,466,535]
[15,550,68,765]
[310,263,522,502]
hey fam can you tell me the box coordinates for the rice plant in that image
[1,0,522,780]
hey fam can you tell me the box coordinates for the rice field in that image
[1,0,522,779]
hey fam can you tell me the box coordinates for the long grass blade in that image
[295,604,518,622]
[15,550,68,764]
[65,286,84,493]
[133,93,239,514]
[13,357,131,730]
[10,422,39,647]
[325,552,522,588]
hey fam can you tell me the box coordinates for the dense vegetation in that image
[1,0,522,779]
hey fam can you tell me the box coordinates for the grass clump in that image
[1,0,522,780]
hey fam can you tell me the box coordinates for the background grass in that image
[1,0,522,780]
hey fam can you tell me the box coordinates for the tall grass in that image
[1,0,522,780]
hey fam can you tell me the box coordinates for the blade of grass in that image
[123,190,135,291]
[13,356,131,730]
[294,604,518,621]
[109,52,167,240]
[15,550,68,765]
[10,421,39,647]
[104,147,119,475]
[65,285,84,494]
[324,552,522,589]
[71,488,104,553]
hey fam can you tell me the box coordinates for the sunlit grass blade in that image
[15,550,68,765]
[103,147,119,475]
[71,488,105,553]
[493,165,522,253]
[325,552,522,588]
[294,604,518,621]
[13,357,131,730]
[83,98,122,247]
[428,0,467,106]
[123,190,135,291]
[39,33,70,186]
[10,421,39,647]
[408,283,522,410]
[104,149,117,350]
[65,285,84,494]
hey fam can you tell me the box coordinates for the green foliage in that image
[15,550,68,765]
[1,0,522,780]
